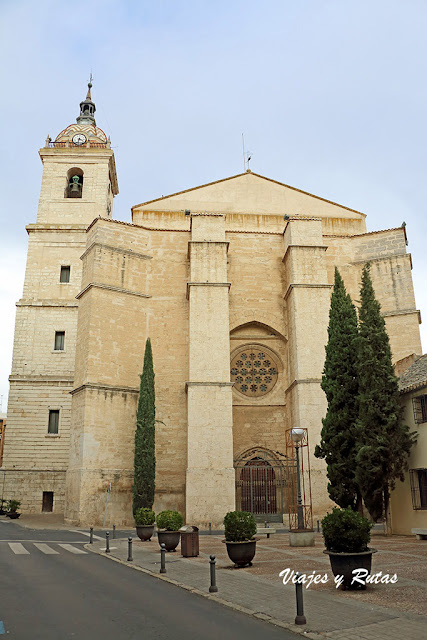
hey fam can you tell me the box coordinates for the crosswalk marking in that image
[33,543,59,555]
[58,543,87,554]
[69,529,104,541]
[9,543,29,555]
[3,542,88,555]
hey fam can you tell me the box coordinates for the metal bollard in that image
[209,522,212,535]
[266,521,270,539]
[89,527,93,544]
[209,554,218,593]
[317,520,320,533]
[294,572,307,625]
[127,537,133,562]
[105,531,110,554]
[160,543,166,574]
[112,524,116,539]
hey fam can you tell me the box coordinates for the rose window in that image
[231,349,279,397]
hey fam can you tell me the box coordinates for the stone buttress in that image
[283,217,331,513]
[186,214,235,527]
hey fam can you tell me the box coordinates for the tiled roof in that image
[398,354,427,393]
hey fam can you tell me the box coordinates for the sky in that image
[0,0,426,410]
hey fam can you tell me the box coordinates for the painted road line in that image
[69,529,105,541]
[58,544,87,554]
[33,543,59,555]
[9,543,30,555]
[0,620,5,634]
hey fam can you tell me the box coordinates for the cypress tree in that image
[355,264,415,527]
[132,338,156,515]
[315,267,361,510]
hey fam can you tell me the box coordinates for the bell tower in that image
[2,83,118,515]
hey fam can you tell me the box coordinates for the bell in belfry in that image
[69,175,82,197]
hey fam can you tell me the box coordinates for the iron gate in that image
[234,449,290,522]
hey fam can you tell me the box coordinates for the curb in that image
[85,542,320,638]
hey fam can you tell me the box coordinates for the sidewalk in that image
[88,531,426,640]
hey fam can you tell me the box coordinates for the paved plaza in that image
[89,529,426,639]
[13,516,427,639]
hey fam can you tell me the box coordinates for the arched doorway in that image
[241,457,277,514]
[234,448,289,522]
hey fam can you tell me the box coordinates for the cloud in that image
[0,0,426,409]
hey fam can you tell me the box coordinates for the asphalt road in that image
[0,519,300,639]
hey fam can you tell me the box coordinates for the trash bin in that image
[180,526,199,557]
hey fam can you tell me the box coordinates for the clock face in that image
[72,133,87,145]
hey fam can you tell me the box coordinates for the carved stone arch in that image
[229,312,287,342]
[234,446,288,467]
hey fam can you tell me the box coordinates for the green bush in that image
[224,511,257,542]
[134,507,155,526]
[156,510,184,531]
[321,506,373,553]
[7,500,21,513]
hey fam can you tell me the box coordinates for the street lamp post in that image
[291,428,305,530]
[285,427,314,546]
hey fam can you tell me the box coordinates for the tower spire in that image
[77,75,96,126]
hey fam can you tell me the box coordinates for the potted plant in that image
[322,506,376,589]
[222,510,258,568]
[156,510,184,552]
[6,500,21,519]
[135,507,156,541]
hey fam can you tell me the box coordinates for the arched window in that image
[65,167,84,198]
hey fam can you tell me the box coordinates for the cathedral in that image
[2,85,422,527]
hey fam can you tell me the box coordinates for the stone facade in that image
[2,96,423,527]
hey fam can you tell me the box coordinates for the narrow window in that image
[410,469,427,509]
[419,470,427,509]
[60,266,70,283]
[48,410,59,434]
[413,395,427,423]
[42,492,54,512]
[54,331,65,351]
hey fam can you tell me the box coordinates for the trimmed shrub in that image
[224,511,257,542]
[322,507,373,553]
[156,510,184,531]
[134,507,155,526]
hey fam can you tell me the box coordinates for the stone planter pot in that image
[223,538,259,568]
[324,548,377,589]
[6,512,21,519]
[136,525,155,541]
[157,530,181,552]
